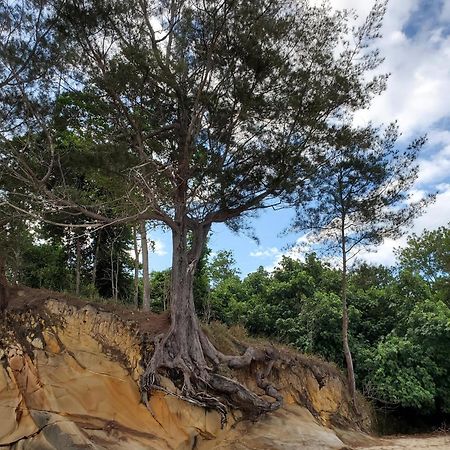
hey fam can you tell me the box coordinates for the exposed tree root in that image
[140,323,283,425]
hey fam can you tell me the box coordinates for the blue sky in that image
[148,0,450,276]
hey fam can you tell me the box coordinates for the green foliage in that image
[0,220,34,283]
[277,292,343,362]
[93,226,134,301]
[209,255,343,349]
[209,250,240,287]
[20,243,72,291]
[397,226,450,303]
[0,220,73,292]
[350,264,397,345]
[150,269,171,313]
[366,336,438,410]
[3,0,393,302]
[209,275,246,324]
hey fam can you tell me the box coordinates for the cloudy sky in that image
[149,0,450,275]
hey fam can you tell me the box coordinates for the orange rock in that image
[0,297,373,449]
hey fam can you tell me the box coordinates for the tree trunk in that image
[92,231,101,286]
[168,225,206,374]
[12,249,20,285]
[0,256,9,313]
[115,255,120,301]
[110,244,115,300]
[133,225,140,308]
[140,221,151,311]
[75,235,81,296]
[341,237,357,409]
[139,219,283,419]
[163,274,169,311]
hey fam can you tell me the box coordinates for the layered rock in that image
[0,288,372,449]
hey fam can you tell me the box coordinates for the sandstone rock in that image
[0,295,374,449]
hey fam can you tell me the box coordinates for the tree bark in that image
[0,256,9,313]
[341,233,357,409]
[12,249,20,285]
[163,274,169,311]
[168,224,207,377]
[133,225,140,308]
[110,243,116,300]
[115,255,120,301]
[140,221,151,311]
[92,231,101,286]
[75,235,81,296]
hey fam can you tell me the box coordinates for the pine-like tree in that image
[291,123,433,407]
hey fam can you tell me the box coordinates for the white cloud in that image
[310,2,450,159]
[417,155,450,185]
[264,234,313,272]
[443,2,450,22]
[361,184,450,266]
[365,45,450,137]
[360,237,403,267]
[127,237,168,261]
[309,2,450,136]
[416,131,450,185]
[357,43,450,137]
[406,188,426,204]
[413,184,450,230]
[152,239,168,257]
[337,0,450,266]
[250,247,280,258]
[428,129,450,145]
[322,1,447,144]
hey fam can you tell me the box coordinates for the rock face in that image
[0,289,372,449]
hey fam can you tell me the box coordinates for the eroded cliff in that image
[0,287,373,449]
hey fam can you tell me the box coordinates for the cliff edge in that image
[0,287,374,449]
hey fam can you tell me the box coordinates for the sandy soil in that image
[358,434,450,450]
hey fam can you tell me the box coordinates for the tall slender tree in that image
[75,233,82,295]
[2,0,391,413]
[140,220,151,311]
[291,123,433,407]
[0,252,8,313]
[133,225,140,307]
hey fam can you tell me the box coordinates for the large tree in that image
[290,123,432,407]
[1,0,389,414]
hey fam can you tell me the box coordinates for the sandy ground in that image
[358,434,450,450]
